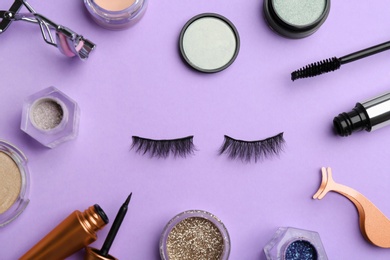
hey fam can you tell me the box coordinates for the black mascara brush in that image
[291,40,390,81]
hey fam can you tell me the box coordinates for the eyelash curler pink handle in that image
[0,0,95,60]
[313,167,390,248]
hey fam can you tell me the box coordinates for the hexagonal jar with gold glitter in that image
[159,210,231,260]
[21,86,80,148]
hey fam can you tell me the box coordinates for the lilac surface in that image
[1,1,390,259]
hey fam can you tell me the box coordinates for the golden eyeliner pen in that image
[20,204,108,260]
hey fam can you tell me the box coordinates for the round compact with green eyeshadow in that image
[179,13,240,73]
[263,0,331,38]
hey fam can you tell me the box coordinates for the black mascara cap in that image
[333,103,370,136]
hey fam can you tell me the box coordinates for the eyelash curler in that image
[0,0,95,60]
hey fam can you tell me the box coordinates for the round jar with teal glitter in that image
[263,0,330,39]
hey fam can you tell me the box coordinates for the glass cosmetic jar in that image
[21,86,80,148]
[84,0,148,30]
[160,210,231,260]
[0,140,30,227]
[263,227,328,260]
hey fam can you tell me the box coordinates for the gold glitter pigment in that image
[167,217,224,260]
[0,152,22,214]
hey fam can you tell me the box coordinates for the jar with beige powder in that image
[0,140,30,227]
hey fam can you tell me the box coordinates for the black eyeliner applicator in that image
[85,193,132,260]
[291,40,390,81]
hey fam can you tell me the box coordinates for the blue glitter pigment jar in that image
[285,240,317,260]
[263,227,328,260]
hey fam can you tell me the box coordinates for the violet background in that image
[1,1,390,259]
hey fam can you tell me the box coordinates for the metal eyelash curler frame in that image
[0,0,95,60]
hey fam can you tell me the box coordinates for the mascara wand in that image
[85,193,132,260]
[291,40,390,81]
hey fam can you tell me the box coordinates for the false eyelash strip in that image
[131,136,196,158]
[219,133,285,163]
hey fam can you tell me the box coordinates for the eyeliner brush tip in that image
[125,193,132,205]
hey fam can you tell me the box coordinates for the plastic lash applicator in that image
[291,40,390,81]
[0,0,95,60]
[313,167,390,248]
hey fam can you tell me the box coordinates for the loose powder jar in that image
[160,210,230,260]
[0,140,30,227]
[179,13,240,73]
[263,227,328,260]
[263,0,330,38]
[84,0,148,29]
[21,86,80,148]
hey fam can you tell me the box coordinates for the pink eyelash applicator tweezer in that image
[313,167,390,248]
[0,0,95,60]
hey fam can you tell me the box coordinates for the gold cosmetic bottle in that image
[20,204,108,260]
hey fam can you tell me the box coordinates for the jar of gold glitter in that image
[159,210,231,260]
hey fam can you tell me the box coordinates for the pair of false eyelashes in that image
[131,133,285,163]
